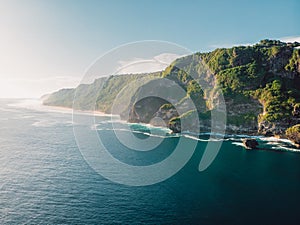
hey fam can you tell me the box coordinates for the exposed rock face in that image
[225,99,262,135]
[168,116,211,134]
[127,97,169,123]
[258,115,300,137]
[43,40,300,138]
[267,46,297,79]
[152,104,179,125]
[285,125,300,148]
[242,138,259,149]
[293,104,300,117]
[258,121,288,136]
[168,120,181,133]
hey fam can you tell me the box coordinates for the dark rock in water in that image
[242,138,259,149]
[168,120,181,133]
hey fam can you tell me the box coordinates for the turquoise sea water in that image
[0,99,300,224]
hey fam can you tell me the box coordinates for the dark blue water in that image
[0,99,300,224]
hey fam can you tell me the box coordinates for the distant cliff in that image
[43,39,300,142]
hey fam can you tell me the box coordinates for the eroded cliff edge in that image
[43,40,300,146]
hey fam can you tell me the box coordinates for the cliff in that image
[43,39,300,139]
[285,124,300,148]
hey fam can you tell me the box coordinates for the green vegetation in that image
[285,49,300,72]
[199,40,300,125]
[286,125,300,147]
[160,103,175,110]
[286,124,300,135]
[254,80,293,122]
[95,73,160,112]
[44,39,300,136]
[43,88,75,108]
[227,113,257,127]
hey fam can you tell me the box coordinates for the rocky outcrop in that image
[285,124,300,148]
[292,104,300,117]
[127,97,169,123]
[258,112,300,137]
[258,120,288,137]
[242,138,259,149]
[152,104,179,125]
[168,119,181,133]
[43,40,300,138]
[225,99,262,135]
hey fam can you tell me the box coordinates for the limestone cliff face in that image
[127,97,169,124]
[267,46,297,78]
[225,99,261,134]
[258,104,300,136]
[125,40,300,136]
[43,40,300,139]
[151,104,179,127]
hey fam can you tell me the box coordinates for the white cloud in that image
[280,36,300,43]
[116,53,182,74]
[184,36,300,53]
[209,42,253,50]
[208,35,300,51]
[153,53,183,65]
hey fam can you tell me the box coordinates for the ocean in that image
[0,99,299,224]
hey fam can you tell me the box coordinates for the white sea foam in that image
[32,120,73,128]
[271,145,300,152]
[182,135,202,141]
[230,137,300,153]
[93,123,181,140]
[92,123,300,153]
[183,135,209,142]
[198,132,227,137]
[231,142,245,147]
[259,137,293,145]
[16,99,298,153]
[226,137,243,142]
[32,120,58,127]
[128,122,171,133]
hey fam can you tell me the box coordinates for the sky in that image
[0,0,299,98]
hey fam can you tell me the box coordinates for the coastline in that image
[10,99,118,118]
[41,101,299,150]
[11,99,297,151]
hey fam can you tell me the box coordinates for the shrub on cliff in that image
[286,124,300,148]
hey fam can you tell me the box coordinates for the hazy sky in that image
[0,0,299,98]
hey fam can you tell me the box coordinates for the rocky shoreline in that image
[42,40,300,149]
[45,103,300,149]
